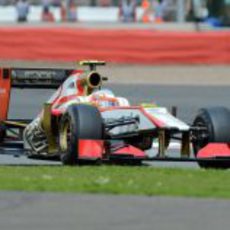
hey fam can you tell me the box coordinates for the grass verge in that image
[0,166,229,198]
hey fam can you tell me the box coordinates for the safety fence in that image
[0,6,143,22]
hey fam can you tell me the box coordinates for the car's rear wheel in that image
[59,104,103,165]
[192,107,230,168]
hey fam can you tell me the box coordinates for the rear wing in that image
[2,68,74,89]
[0,68,74,121]
[0,61,107,121]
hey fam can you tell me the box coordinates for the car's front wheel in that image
[59,104,103,165]
[192,106,230,168]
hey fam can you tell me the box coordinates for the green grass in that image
[0,166,229,198]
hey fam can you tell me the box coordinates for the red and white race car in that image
[0,60,230,168]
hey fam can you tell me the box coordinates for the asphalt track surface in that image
[0,192,230,230]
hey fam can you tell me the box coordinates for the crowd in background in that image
[1,0,229,26]
[14,0,169,23]
[14,0,77,22]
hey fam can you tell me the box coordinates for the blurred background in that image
[0,0,229,27]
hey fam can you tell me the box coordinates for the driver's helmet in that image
[89,89,118,107]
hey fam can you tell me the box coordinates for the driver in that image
[88,89,130,108]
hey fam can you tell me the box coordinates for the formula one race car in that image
[0,60,230,168]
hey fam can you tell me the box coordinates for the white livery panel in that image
[144,107,190,131]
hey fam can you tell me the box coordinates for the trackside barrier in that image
[0,28,229,64]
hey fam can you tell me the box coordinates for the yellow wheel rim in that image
[60,119,71,152]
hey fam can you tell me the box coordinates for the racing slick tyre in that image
[192,107,230,169]
[59,104,103,165]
